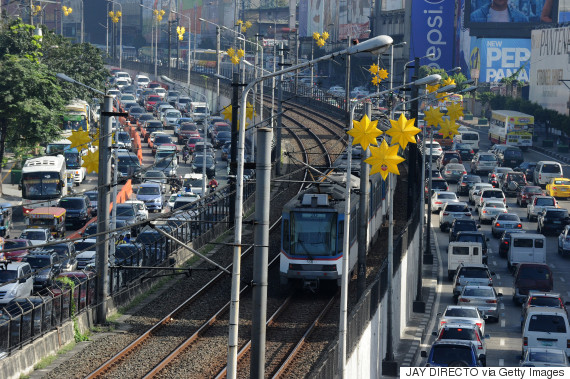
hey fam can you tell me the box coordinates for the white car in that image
[135,74,150,88]
[431,191,459,213]
[521,348,569,367]
[154,87,167,100]
[18,228,53,246]
[424,141,443,160]
[438,305,486,335]
[558,225,570,256]
[124,200,149,221]
[439,202,472,232]
[479,200,508,223]
[0,262,34,305]
[114,71,132,84]
[469,183,494,205]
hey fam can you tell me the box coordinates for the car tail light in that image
[476,322,482,329]
[504,240,509,245]
[445,171,451,174]
[491,174,496,178]
[496,223,501,227]
[463,171,467,175]
[470,150,474,154]
[517,224,522,228]
[465,213,471,216]
[461,183,467,186]
[443,212,449,216]
[539,174,542,180]
[553,187,557,190]
[524,337,528,346]
[459,298,470,302]
[486,299,497,303]
[482,210,487,214]
[435,201,442,205]
[440,321,446,327]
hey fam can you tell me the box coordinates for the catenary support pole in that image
[275,43,284,176]
[357,102,371,299]
[250,127,272,378]
[215,26,220,98]
[96,95,113,324]
[108,147,118,283]
[229,71,240,227]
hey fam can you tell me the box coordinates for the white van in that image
[447,242,483,280]
[0,262,34,305]
[507,233,546,271]
[190,102,209,124]
[454,131,480,152]
[534,161,563,187]
[522,308,570,358]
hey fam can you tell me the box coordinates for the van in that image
[448,242,483,280]
[507,233,546,271]
[513,263,553,304]
[522,308,570,358]
[534,161,563,187]
[0,261,34,305]
[190,102,209,124]
[455,131,480,152]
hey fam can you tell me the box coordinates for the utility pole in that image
[345,39,351,114]
[168,19,173,78]
[408,57,420,219]
[294,28,299,95]
[96,95,113,324]
[250,127,272,378]
[275,43,284,176]
[229,72,240,227]
[357,102,371,299]
[215,26,220,98]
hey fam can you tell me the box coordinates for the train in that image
[279,171,387,290]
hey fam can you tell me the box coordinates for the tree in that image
[418,65,468,89]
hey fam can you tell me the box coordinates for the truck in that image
[488,110,534,149]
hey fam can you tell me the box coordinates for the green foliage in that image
[419,65,468,90]
[0,19,43,63]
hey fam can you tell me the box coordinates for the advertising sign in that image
[472,38,531,83]
[410,0,456,70]
[299,0,340,38]
[529,26,570,116]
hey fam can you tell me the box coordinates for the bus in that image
[21,155,68,214]
[61,100,90,137]
[488,110,534,149]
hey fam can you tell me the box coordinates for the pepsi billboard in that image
[469,38,532,83]
[410,0,455,70]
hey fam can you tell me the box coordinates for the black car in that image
[214,131,231,148]
[449,219,480,242]
[498,230,527,258]
[23,251,61,290]
[47,242,77,272]
[192,154,216,178]
[456,174,482,196]
[455,231,489,264]
[497,147,524,168]
[514,162,537,182]
[453,143,475,161]
[59,195,92,228]
[113,243,144,285]
[425,178,449,200]
[537,208,570,235]
[136,228,169,265]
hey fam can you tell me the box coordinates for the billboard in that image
[300,0,340,38]
[465,0,559,37]
[472,38,532,83]
[529,26,570,116]
[338,0,372,40]
[410,0,456,70]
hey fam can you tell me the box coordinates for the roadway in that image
[420,125,570,367]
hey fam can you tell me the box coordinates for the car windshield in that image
[536,198,555,206]
[4,241,27,249]
[117,133,130,143]
[60,198,84,209]
[454,222,477,231]
[115,246,138,260]
[138,186,160,195]
[457,234,484,244]
[528,315,567,333]
[463,176,480,183]
[83,224,97,236]
[518,267,550,280]
[431,345,474,365]
[483,191,503,198]
[217,132,231,138]
[524,187,542,194]
[117,206,135,216]
[136,232,161,245]
[446,204,469,212]
[529,296,561,308]
[479,155,495,161]
[166,111,180,118]
[462,133,478,141]
[0,270,18,282]
[438,194,456,200]
[527,351,567,364]
[444,308,479,318]
[459,268,489,278]
[498,214,519,221]
[193,156,214,165]
[505,149,523,158]
[440,328,477,341]
[432,181,448,190]
[145,171,166,179]
[484,202,504,209]
[542,164,561,174]
[181,124,197,131]
[20,231,45,240]
[50,245,70,257]
[25,256,51,268]
[446,164,464,171]
[154,136,171,144]
[553,179,570,185]
[74,241,96,252]
[85,192,98,202]
[545,210,568,219]
[462,287,494,297]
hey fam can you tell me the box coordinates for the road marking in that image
[551,263,556,269]
[499,359,504,366]
[561,277,566,282]
[492,260,497,266]
[500,303,505,310]
[501,319,505,328]
[500,338,505,346]
[496,274,501,280]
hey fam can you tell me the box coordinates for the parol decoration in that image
[426,83,440,94]
[347,114,382,151]
[245,102,256,120]
[446,102,464,122]
[442,77,456,87]
[82,149,99,174]
[68,130,91,149]
[377,68,389,80]
[369,63,379,75]
[365,140,405,180]
[424,106,444,127]
[386,113,420,149]
[221,105,232,121]
[438,118,460,139]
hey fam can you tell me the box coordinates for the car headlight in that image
[8,287,19,296]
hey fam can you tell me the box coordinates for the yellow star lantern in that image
[237,20,243,25]
[227,47,235,58]
[369,63,379,75]
[426,83,440,93]
[316,38,325,48]
[424,106,444,127]
[245,21,252,29]
[231,55,240,65]
[347,114,382,151]
[371,75,381,86]
[82,149,99,174]
[365,140,405,180]
[442,77,456,87]
[377,68,389,80]
[62,6,72,16]
[108,11,115,17]
[446,102,464,122]
[68,130,91,149]
[312,32,320,40]
[246,102,256,120]
[222,105,233,121]
[386,113,420,150]
[438,118,460,139]
[322,31,330,41]
[241,26,247,33]
[237,49,245,58]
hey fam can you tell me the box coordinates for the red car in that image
[2,239,33,261]
[516,186,545,207]
[210,122,230,140]
[144,95,161,112]
[186,137,204,154]
[52,271,96,309]
[177,122,200,143]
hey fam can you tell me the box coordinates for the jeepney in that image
[25,207,66,238]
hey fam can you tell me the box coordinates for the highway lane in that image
[420,126,570,367]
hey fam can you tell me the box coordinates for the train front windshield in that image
[290,212,337,256]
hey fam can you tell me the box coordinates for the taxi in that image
[546,177,570,199]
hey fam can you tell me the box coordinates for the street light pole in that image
[199,18,222,100]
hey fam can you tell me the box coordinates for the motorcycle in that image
[182,149,189,164]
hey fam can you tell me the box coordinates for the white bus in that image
[489,110,534,149]
[21,155,68,214]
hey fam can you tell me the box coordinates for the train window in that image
[282,219,290,253]
[290,212,337,256]
[338,221,344,254]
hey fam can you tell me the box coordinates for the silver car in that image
[439,202,472,232]
[491,213,522,238]
[431,191,459,213]
[441,163,467,183]
[479,200,508,224]
[452,263,495,299]
[438,305,486,335]
[521,348,569,367]
[457,285,502,322]
[469,183,493,205]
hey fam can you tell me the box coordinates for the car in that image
[176,96,192,113]
[3,239,33,261]
[213,131,231,148]
[210,122,230,140]
[521,292,570,328]
[451,142,475,161]
[59,195,93,228]
[431,191,459,213]
[439,202,472,232]
[470,152,497,174]
[455,232,490,265]
[151,134,173,155]
[426,168,443,180]
[499,230,527,258]
[142,120,164,141]
[452,263,495,300]
[437,151,463,170]
[527,195,558,221]
[534,161,564,187]
[520,347,569,367]
[515,162,537,182]
[491,213,523,238]
[136,182,164,213]
[23,251,61,290]
[496,146,524,168]
[0,261,34,305]
[449,219,480,242]
[424,141,443,160]
[221,141,231,161]
[488,167,513,188]
[421,340,484,367]
[135,227,169,265]
[478,200,508,224]
[115,131,133,150]
[48,242,77,272]
[489,143,510,157]
[84,190,98,216]
[154,153,178,177]
[142,170,168,193]
[124,200,149,221]
[135,74,150,88]
[476,188,506,208]
[517,186,545,207]
[557,225,570,256]
[537,208,570,235]
[432,323,489,366]
[438,305,486,335]
[425,178,449,201]
[192,154,216,178]
[52,270,96,308]
[115,203,144,227]
[144,94,161,111]
[166,90,180,105]
[128,106,145,122]
[456,174,481,196]
[177,122,200,143]
[162,109,182,128]
[546,177,570,199]
[500,171,527,196]
[513,263,554,305]
[18,228,53,246]
[441,163,467,183]
[522,308,570,358]
[468,183,493,205]
[113,243,144,285]
[457,285,502,322]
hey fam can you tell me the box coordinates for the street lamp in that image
[108,0,122,69]
[199,18,221,99]
[140,3,165,79]
[228,34,394,379]
[171,9,192,88]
